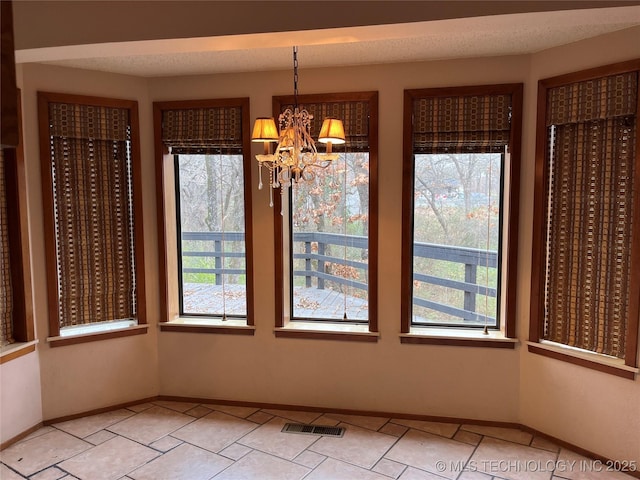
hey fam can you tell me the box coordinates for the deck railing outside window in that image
[181,231,496,324]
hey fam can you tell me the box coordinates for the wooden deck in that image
[182,283,368,320]
[182,283,475,325]
[182,283,247,316]
[291,286,368,320]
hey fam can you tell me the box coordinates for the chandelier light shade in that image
[251,117,279,144]
[318,118,346,153]
[251,46,345,210]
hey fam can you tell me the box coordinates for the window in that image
[38,92,146,345]
[154,99,254,333]
[401,85,523,344]
[273,92,378,338]
[529,61,640,377]
[1,90,35,361]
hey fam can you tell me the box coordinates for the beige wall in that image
[0,66,44,445]
[519,26,640,464]
[151,56,529,422]
[16,64,160,420]
[3,26,638,463]
[0,351,42,443]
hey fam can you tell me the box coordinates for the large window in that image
[38,92,146,344]
[154,99,254,332]
[273,92,378,335]
[529,61,640,377]
[401,85,522,340]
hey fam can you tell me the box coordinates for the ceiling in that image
[15,5,640,78]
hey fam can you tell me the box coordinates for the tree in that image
[413,153,501,249]
[177,154,247,284]
[290,152,370,310]
[412,152,501,324]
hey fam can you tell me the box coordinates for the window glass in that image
[291,151,369,322]
[175,153,247,318]
[412,152,502,328]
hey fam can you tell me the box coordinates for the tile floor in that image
[0,400,635,480]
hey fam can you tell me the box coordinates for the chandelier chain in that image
[251,46,345,210]
[293,46,299,108]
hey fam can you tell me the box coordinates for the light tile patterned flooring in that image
[0,400,634,480]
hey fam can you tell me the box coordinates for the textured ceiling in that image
[15,6,640,78]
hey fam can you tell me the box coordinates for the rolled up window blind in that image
[161,106,243,155]
[279,100,370,151]
[412,94,511,154]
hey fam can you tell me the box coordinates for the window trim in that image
[401,84,523,342]
[272,91,379,335]
[37,92,147,345]
[153,98,255,333]
[529,59,640,373]
[0,341,37,365]
[0,89,35,361]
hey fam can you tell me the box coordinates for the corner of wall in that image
[517,26,640,463]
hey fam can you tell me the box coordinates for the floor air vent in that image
[282,423,346,437]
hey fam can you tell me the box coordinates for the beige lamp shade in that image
[318,118,346,144]
[251,117,278,142]
[279,127,296,151]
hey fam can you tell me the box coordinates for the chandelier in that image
[252,46,346,210]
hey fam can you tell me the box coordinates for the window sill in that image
[527,341,638,380]
[275,322,379,342]
[47,324,148,347]
[0,340,38,364]
[400,327,518,348]
[160,318,255,335]
[59,319,137,336]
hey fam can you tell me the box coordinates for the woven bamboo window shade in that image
[543,72,638,359]
[279,100,370,151]
[412,94,512,154]
[0,150,14,345]
[47,102,137,328]
[161,106,243,154]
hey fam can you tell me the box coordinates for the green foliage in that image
[180,239,246,286]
